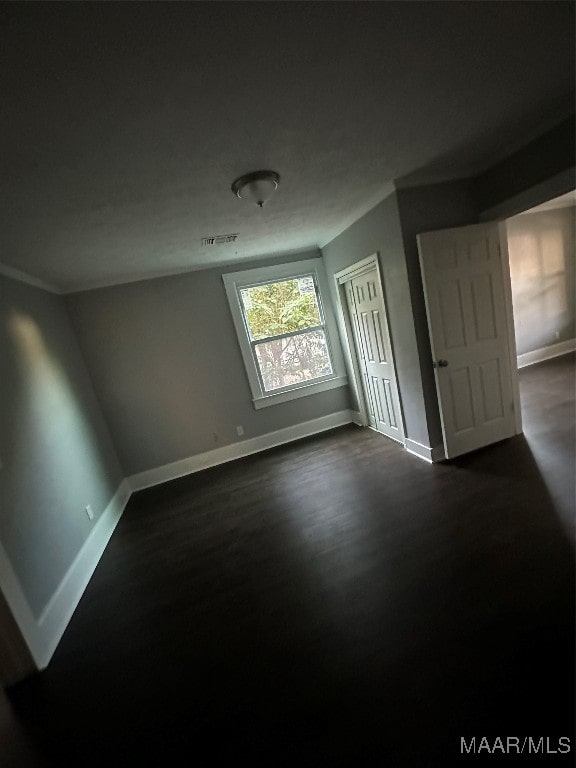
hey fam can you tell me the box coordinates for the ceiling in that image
[1,2,574,292]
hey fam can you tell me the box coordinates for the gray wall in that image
[65,251,351,477]
[321,193,431,447]
[507,206,576,356]
[0,275,123,617]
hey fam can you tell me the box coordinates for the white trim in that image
[129,411,354,492]
[60,248,320,294]
[332,253,406,443]
[333,275,371,428]
[333,254,383,430]
[498,222,523,436]
[334,254,381,284]
[0,261,61,294]
[222,258,347,408]
[62,264,220,294]
[0,410,455,674]
[350,410,364,426]
[0,480,131,669]
[405,439,445,463]
[253,375,347,409]
[517,338,576,369]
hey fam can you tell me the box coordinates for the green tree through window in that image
[240,277,332,392]
[241,278,320,339]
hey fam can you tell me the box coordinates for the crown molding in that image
[0,262,61,294]
[60,249,321,294]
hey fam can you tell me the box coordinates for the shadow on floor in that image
[5,359,575,767]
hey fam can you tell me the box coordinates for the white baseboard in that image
[129,410,354,492]
[0,480,131,670]
[4,408,452,673]
[517,338,575,369]
[350,410,364,426]
[2,413,356,673]
[405,438,445,463]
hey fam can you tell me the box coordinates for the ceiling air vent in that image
[201,233,239,247]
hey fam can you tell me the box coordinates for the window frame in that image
[223,258,347,409]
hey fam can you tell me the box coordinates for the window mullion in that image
[250,325,324,346]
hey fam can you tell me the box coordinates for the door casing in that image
[334,254,405,442]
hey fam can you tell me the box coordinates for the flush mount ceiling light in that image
[231,170,280,208]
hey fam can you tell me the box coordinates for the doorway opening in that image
[416,189,574,461]
[505,190,575,373]
[504,190,576,451]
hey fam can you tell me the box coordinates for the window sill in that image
[253,376,348,409]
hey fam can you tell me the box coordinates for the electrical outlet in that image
[555,330,560,340]
[236,425,244,436]
[85,505,94,521]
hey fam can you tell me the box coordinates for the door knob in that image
[434,359,449,368]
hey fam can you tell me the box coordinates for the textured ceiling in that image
[0,1,574,292]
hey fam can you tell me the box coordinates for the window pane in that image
[240,278,321,340]
[254,330,333,392]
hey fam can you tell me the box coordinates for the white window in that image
[223,258,347,408]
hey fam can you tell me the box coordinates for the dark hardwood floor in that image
[3,355,575,766]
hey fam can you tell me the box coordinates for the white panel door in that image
[418,223,517,459]
[345,268,404,443]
